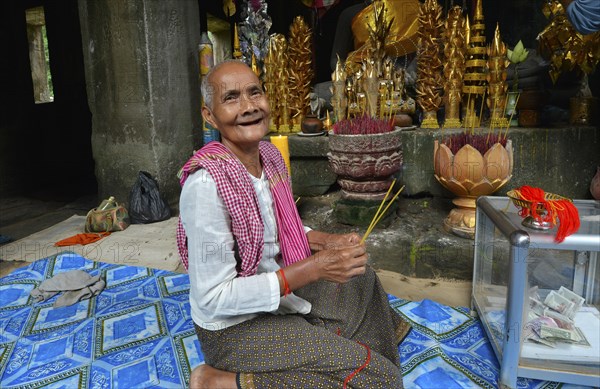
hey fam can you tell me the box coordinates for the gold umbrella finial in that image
[474,0,484,22]
[491,23,504,56]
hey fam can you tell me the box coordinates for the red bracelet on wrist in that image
[278,269,291,297]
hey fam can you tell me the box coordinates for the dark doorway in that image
[0,0,96,203]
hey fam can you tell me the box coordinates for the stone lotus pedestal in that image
[433,139,513,239]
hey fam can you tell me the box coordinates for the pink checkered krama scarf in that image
[176,141,311,276]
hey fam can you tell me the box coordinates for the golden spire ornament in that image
[233,23,242,59]
[443,5,466,128]
[263,39,275,116]
[462,0,487,129]
[486,23,509,129]
[287,16,313,132]
[263,34,289,132]
[416,0,443,129]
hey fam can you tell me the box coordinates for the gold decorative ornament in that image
[363,68,380,117]
[462,0,487,129]
[416,0,443,129]
[251,53,260,79]
[347,0,420,72]
[330,55,348,123]
[287,16,313,132]
[486,23,509,129]
[538,1,600,125]
[507,189,570,230]
[538,0,600,84]
[442,6,466,128]
[264,34,289,132]
[362,0,392,80]
[233,23,242,59]
[323,110,332,131]
[328,0,413,124]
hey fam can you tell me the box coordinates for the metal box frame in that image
[472,196,600,388]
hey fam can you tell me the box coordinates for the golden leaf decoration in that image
[264,34,289,131]
[287,16,313,129]
[443,6,466,125]
[416,0,443,116]
[538,1,600,83]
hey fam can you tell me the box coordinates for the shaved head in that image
[201,59,248,109]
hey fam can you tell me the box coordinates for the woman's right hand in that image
[311,243,368,283]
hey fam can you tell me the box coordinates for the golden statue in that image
[487,23,509,128]
[331,55,348,122]
[330,0,416,123]
[346,0,420,73]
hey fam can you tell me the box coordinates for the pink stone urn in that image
[327,128,403,201]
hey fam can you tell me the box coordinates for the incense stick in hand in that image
[360,184,405,244]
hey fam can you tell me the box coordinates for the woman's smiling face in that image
[202,62,270,148]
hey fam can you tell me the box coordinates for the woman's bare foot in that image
[189,364,237,389]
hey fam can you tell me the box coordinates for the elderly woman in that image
[178,60,408,388]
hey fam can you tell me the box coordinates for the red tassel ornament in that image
[510,185,580,243]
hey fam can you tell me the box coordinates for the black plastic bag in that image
[129,171,171,224]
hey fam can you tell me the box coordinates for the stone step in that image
[298,192,474,281]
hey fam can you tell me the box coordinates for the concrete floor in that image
[0,193,97,277]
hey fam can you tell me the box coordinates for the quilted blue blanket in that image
[0,253,580,388]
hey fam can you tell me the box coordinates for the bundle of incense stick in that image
[360,181,405,244]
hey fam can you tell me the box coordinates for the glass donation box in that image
[472,196,600,388]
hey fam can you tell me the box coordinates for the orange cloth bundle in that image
[55,232,111,247]
[513,185,580,243]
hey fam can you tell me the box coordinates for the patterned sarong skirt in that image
[194,267,409,388]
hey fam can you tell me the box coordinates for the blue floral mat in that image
[0,252,586,388]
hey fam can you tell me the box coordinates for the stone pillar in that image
[78,0,202,209]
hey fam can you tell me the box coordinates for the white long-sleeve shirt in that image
[179,168,312,330]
